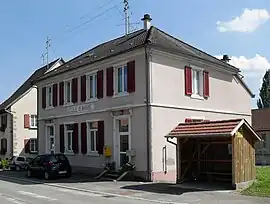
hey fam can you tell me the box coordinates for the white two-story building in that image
[0,58,64,160]
[34,14,254,182]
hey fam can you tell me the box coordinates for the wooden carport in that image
[166,119,261,189]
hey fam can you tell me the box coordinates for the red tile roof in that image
[167,119,243,138]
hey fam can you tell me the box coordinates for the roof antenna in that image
[124,0,131,35]
[45,36,51,69]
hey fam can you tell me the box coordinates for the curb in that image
[0,174,187,204]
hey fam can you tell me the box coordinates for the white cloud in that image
[216,8,270,32]
[215,54,270,94]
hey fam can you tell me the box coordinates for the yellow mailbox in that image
[104,146,112,157]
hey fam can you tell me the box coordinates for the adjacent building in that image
[35,14,254,182]
[252,108,270,165]
[0,58,64,159]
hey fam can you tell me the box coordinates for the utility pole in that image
[124,0,130,35]
[45,36,51,69]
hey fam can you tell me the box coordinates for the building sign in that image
[67,104,94,113]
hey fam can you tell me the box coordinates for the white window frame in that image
[86,71,98,102]
[114,64,128,96]
[30,114,37,129]
[191,66,204,100]
[113,115,131,169]
[29,138,37,153]
[64,79,72,105]
[64,123,74,154]
[46,85,53,108]
[87,120,99,156]
[45,124,55,154]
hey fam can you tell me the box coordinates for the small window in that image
[1,115,7,132]
[115,65,127,94]
[64,80,72,104]
[261,133,267,149]
[30,115,37,128]
[29,139,37,152]
[65,124,73,153]
[87,121,98,153]
[192,69,203,96]
[46,86,53,107]
[87,73,97,100]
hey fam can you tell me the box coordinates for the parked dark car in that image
[26,153,72,180]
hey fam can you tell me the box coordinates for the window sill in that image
[191,94,204,100]
[63,103,74,107]
[87,152,100,157]
[29,151,38,154]
[65,151,75,156]
[113,92,129,98]
[45,106,53,110]
[86,98,98,103]
[29,126,37,129]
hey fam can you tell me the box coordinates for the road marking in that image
[5,197,25,204]
[18,191,57,201]
[57,188,101,196]
[0,175,188,204]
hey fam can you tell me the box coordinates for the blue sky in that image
[1,0,270,108]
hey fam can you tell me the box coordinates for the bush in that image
[0,159,9,169]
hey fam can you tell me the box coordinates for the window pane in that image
[90,121,98,129]
[120,134,129,152]
[124,66,127,92]
[66,82,71,102]
[192,70,200,94]
[120,154,129,166]
[50,138,54,150]
[68,132,72,150]
[89,75,93,98]
[118,67,123,92]
[66,124,73,131]
[90,131,95,151]
[94,74,97,97]
[118,119,129,132]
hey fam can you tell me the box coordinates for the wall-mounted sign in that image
[67,103,94,113]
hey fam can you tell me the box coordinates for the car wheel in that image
[65,170,71,178]
[16,166,20,171]
[27,170,32,178]
[44,171,50,180]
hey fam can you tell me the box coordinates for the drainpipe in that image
[32,85,39,154]
[145,45,152,181]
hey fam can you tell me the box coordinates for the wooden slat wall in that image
[233,128,256,184]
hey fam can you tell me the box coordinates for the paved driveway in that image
[0,170,269,204]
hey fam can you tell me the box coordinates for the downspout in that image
[32,85,39,154]
[145,45,152,181]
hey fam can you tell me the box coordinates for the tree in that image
[257,70,270,108]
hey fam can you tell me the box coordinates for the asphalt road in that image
[0,178,156,204]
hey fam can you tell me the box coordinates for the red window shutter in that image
[81,75,86,102]
[106,67,114,97]
[127,60,135,93]
[60,124,65,153]
[97,70,104,99]
[52,83,58,107]
[97,121,104,154]
[24,114,30,128]
[72,78,78,103]
[184,66,192,96]
[42,87,46,109]
[24,139,30,153]
[72,123,79,154]
[203,71,210,98]
[81,122,87,154]
[59,82,64,106]
[185,118,192,123]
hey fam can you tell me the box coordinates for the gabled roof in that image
[0,58,64,111]
[34,26,254,98]
[166,118,261,141]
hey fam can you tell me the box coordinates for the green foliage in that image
[257,70,270,108]
[242,167,270,197]
[0,159,8,169]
